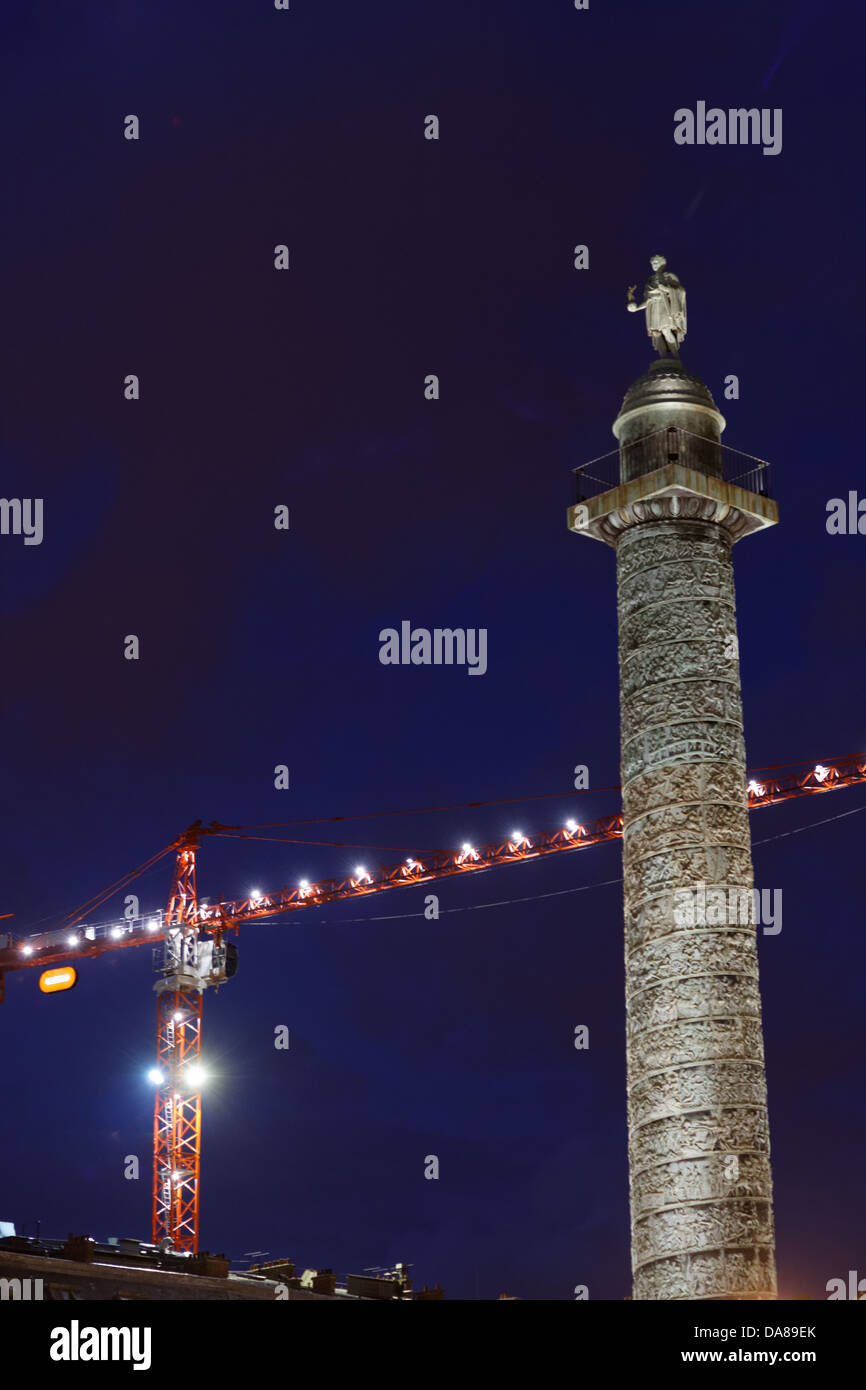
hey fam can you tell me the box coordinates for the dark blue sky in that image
[0,0,864,1299]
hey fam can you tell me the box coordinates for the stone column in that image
[612,361,777,1300]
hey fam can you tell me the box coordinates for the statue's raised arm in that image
[627,254,687,358]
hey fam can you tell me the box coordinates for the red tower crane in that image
[0,754,862,1253]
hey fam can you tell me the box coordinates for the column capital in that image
[568,463,778,546]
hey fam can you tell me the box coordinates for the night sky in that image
[1,0,864,1301]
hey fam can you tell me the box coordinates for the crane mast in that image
[152,830,237,1252]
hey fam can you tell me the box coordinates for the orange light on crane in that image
[38,965,77,994]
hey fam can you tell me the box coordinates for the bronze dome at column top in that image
[617,357,719,419]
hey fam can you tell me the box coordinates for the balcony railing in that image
[573,426,773,503]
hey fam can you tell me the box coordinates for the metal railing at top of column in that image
[573,426,773,502]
